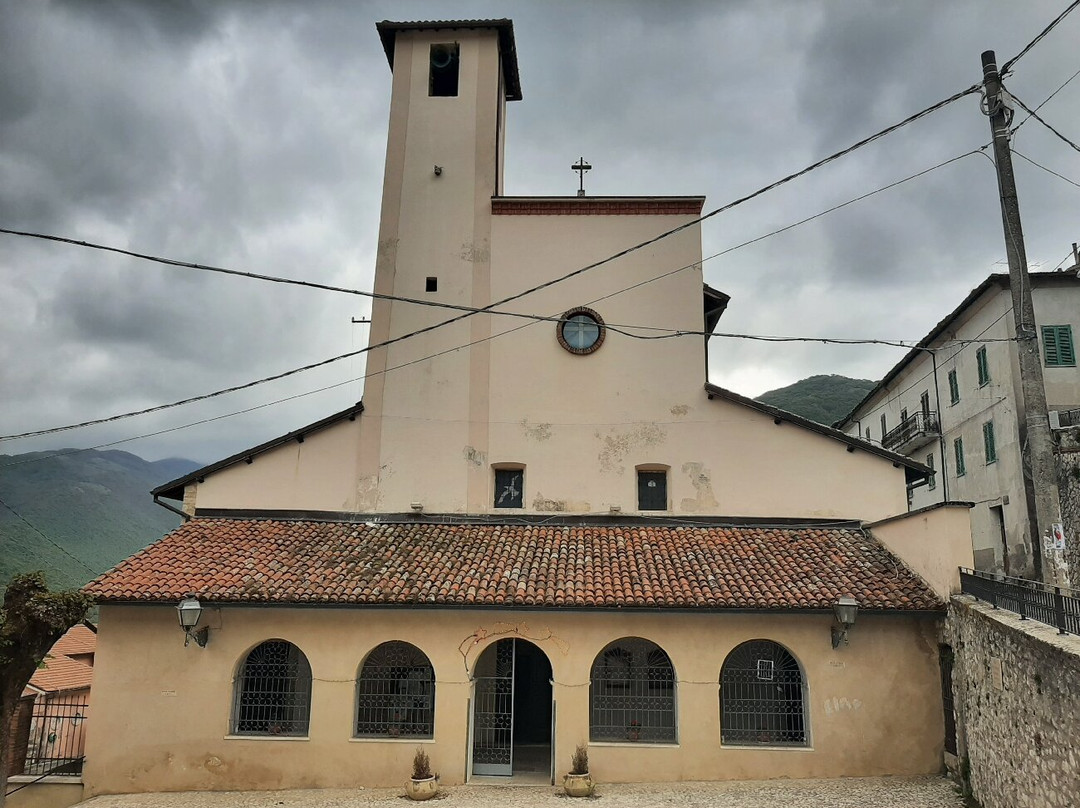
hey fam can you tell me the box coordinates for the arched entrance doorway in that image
[470,638,553,781]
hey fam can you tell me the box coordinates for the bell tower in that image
[357,21,522,511]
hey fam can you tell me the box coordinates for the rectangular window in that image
[976,346,990,386]
[948,370,960,405]
[865,427,871,441]
[637,470,667,511]
[954,437,966,477]
[920,390,930,418]
[1042,325,1076,367]
[425,276,438,292]
[493,468,523,508]
[983,421,997,464]
[880,413,887,437]
[429,43,460,97]
[900,408,909,425]
[927,453,936,491]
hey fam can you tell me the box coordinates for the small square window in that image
[637,471,667,511]
[425,277,438,292]
[1042,325,1076,367]
[493,468,523,509]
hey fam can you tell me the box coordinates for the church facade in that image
[83,19,973,794]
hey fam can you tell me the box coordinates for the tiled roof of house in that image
[49,623,97,657]
[84,519,943,611]
[27,653,93,694]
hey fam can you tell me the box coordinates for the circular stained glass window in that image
[557,307,606,355]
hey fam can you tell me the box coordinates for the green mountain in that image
[0,449,199,591]
[755,375,877,427]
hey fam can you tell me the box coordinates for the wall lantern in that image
[177,593,209,648]
[831,596,859,648]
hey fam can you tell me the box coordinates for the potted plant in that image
[626,718,642,741]
[563,742,594,797]
[405,746,438,801]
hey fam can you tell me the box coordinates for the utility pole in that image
[980,50,1066,586]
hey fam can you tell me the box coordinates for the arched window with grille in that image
[589,637,676,743]
[355,641,435,738]
[720,640,807,746]
[232,639,312,736]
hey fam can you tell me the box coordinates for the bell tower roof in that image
[376,18,522,101]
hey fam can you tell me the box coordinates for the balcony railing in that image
[959,567,1080,636]
[882,410,940,453]
[1056,407,1080,428]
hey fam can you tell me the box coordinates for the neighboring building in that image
[82,19,973,795]
[837,270,1080,580]
[8,622,95,783]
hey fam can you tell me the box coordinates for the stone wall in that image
[1055,426,1080,579]
[946,595,1080,808]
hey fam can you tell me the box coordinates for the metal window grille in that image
[14,693,89,776]
[589,638,676,743]
[356,641,435,738]
[494,468,523,508]
[721,640,807,746]
[232,640,312,736]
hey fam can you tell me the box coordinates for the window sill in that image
[721,743,814,752]
[7,775,83,784]
[588,741,678,748]
[224,734,310,741]
[350,737,435,744]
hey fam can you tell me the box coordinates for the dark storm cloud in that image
[1,0,1078,464]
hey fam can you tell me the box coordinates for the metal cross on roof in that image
[572,157,592,197]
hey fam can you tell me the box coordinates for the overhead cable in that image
[1000,0,1080,76]
[1013,149,1080,189]
[1006,90,1080,154]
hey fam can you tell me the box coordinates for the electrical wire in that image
[0,494,98,575]
[1013,149,1080,189]
[1006,90,1080,154]
[1011,65,1080,136]
[999,0,1080,76]
[0,146,996,443]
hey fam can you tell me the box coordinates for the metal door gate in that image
[471,639,515,775]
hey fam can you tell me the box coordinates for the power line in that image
[1007,90,1080,154]
[0,494,98,575]
[1013,149,1080,189]
[1000,0,1080,75]
[0,146,991,443]
[1011,65,1080,136]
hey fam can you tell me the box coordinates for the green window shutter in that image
[1043,325,1076,367]
[954,437,966,477]
[976,347,990,385]
[927,453,936,491]
[948,370,960,404]
[983,421,996,464]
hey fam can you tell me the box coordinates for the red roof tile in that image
[84,519,943,611]
[27,654,93,694]
[49,623,96,657]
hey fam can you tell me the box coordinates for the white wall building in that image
[837,270,1080,578]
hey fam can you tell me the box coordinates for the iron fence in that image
[882,410,940,452]
[14,693,89,777]
[1056,407,1080,428]
[959,567,1080,635]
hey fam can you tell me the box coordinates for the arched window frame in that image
[720,639,808,747]
[231,639,312,737]
[355,641,435,739]
[589,637,677,743]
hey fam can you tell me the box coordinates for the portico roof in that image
[85,518,943,612]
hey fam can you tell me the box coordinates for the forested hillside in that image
[755,375,877,426]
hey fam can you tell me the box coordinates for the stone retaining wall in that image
[946,596,1080,808]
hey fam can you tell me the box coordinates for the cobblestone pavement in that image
[80,776,965,807]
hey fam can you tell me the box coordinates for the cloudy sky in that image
[1,0,1078,466]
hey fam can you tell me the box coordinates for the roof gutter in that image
[154,493,190,522]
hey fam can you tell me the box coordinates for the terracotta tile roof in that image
[27,654,93,694]
[85,519,942,612]
[49,623,97,657]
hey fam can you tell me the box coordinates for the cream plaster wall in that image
[5,781,83,808]
[867,504,974,598]
[83,605,944,795]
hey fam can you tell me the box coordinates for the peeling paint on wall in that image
[680,461,719,512]
[459,239,490,263]
[463,446,487,467]
[532,494,566,512]
[521,419,552,441]
[597,423,666,474]
[377,237,399,260]
[670,404,690,417]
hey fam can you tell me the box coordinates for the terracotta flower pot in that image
[406,776,438,801]
[563,772,594,797]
